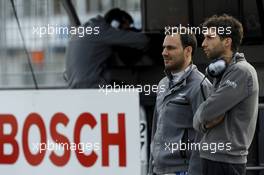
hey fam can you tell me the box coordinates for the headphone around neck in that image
[200,58,227,101]
[205,57,227,78]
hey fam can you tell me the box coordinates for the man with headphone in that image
[65,8,149,88]
[193,14,259,175]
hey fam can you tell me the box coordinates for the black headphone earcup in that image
[206,59,227,78]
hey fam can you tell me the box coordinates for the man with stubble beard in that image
[148,32,211,175]
[193,14,259,175]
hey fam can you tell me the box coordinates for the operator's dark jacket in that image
[65,15,149,88]
[149,65,211,175]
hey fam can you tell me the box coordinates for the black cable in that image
[10,0,39,89]
[256,0,264,39]
[200,76,207,101]
[60,0,81,27]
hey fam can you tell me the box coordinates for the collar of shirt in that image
[171,65,192,84]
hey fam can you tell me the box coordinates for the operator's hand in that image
[205,115,225,129]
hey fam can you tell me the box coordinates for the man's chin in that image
[164,65,172,70]
[165,66,177,73]
[204,53,211,59]
[206,53,222,60]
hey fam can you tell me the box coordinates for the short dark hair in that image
[104,8,133,26]
[202,14,243,52]
[179,33,197,56]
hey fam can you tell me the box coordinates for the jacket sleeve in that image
[188,132,203,175]
[193,67,250,131]
[148,80,165,175]
[190,78,212,114]
[188,79,211,174]
[148,103,158,175]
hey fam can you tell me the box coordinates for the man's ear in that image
[224,37,232,49]
[184,46,192,57]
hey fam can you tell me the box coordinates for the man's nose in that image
[162,48,168,56]
[202,40,207,48]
